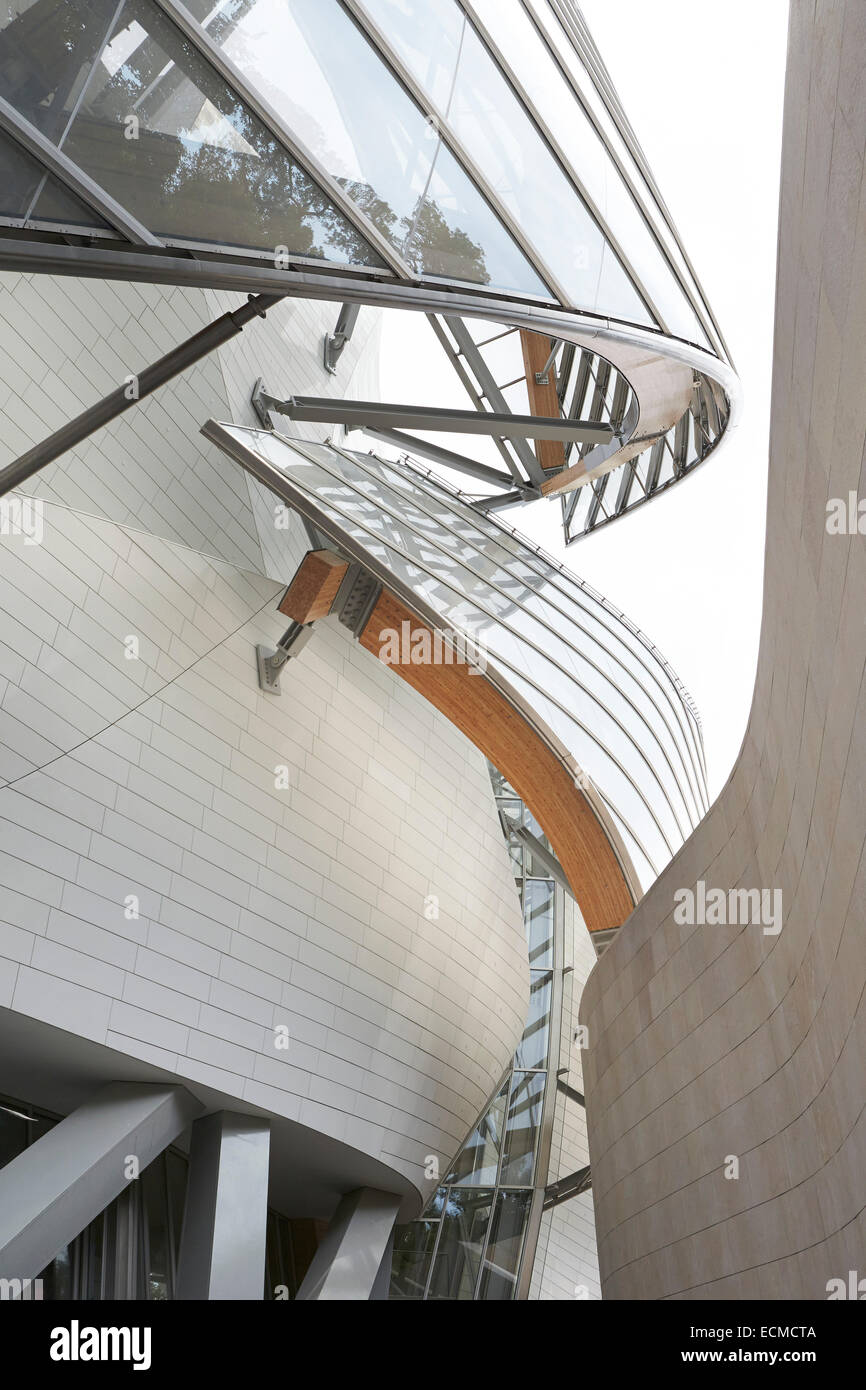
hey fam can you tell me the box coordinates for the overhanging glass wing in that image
[205,421,709,889]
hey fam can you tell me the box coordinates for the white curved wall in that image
[0,271,530,1214]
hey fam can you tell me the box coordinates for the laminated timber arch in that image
[277,547,637,939]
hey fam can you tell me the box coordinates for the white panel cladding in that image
[529,895,601,1301]
[0,272,381,580]
[0,490,529,1202]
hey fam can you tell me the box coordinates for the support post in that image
[0,1082,203,1281]
[295,1188,401,1301]
[176,1112,271,1301]
[0,294,283,498]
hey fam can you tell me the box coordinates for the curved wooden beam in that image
[283,551,635,936]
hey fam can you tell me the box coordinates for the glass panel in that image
[426,1187,494,1299]
[523,0,720,348]
[0,128,57,219]
[0,1101,28,1168]
[499,1070,544,1185]
[390,1219,439,1299]
[363,0,652,321]
[209,426,704,890]
[522,877,554,969]
[39,1245,73,1299]
[165,1147,187,1291]
[184,0,547,293]
[30,174,111,228]
[513,971,551,1071]
[0,0,119,141]
[445,1076,508,1185]
[56,0,382,264]
[476,1190,531,1299]
[469,0,711,346]
[83,1211,105,1299]
[141,1152,169,1300]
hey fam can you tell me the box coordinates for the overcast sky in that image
[378,0,790,799]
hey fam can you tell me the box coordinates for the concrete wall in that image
[581,0,866,1300]
[0,272,529,1215]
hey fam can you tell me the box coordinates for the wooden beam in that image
[277,550,634,935]
[520,330,566,473]
[358,590,633,936]
[278,549,348,623]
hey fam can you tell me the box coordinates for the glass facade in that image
[0,0,737,539]
[390,767,564,1300]
[0,0,728,343]
[207,423,709,890]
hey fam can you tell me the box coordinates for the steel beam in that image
[0,95,161,247]
[543,1163,592,1211]
[277,395,614,444]
[324,301,361,373]
[0,293,283,498]
[295,1187,401,1300]
[0,1082,203,1281]
[176,1112,270,1301]
[444,315,548,485]
[360,427,517,488]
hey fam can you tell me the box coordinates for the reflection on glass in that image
[500,1070,544,1186]
[513,971,551,1071]
[184,0,546,292]
[470,0,711,346]
[445,1077,507,1185]
[476,1190,531,1300]
[0,0,119,139]
[426,1188,494,1299]
[364,0,651,321]
[0,1102,27,1168]
[40,1245,74,1300]
[390,1220,439,1299]
[522,877,554,969]
[0,129,47,218]
[3,0,382,263]
[142,1155,169,1300]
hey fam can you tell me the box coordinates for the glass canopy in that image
[0,0,738,538]
[0,0,727,339]
[205,422,709,890]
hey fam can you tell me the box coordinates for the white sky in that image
[376,0,790,800]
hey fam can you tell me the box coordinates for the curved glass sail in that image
[0,0,385,265]
[183,0,549,293]
[206,422,708,889]
[0,0,737,540]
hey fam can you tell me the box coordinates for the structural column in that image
[176,1111,271,1300]
[0,1082,203,1282]
[295,1187,401,1301]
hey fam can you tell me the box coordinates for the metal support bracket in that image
[543,1164,592,1211]
[323,302,361,374]
[251,377,276,430]
[255,620,315,694]
[335,563,382,637]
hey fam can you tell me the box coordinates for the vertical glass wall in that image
[390,765,564,1300]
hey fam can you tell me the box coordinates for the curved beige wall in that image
[0,275,529,1218]
[582,0,866,1300]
